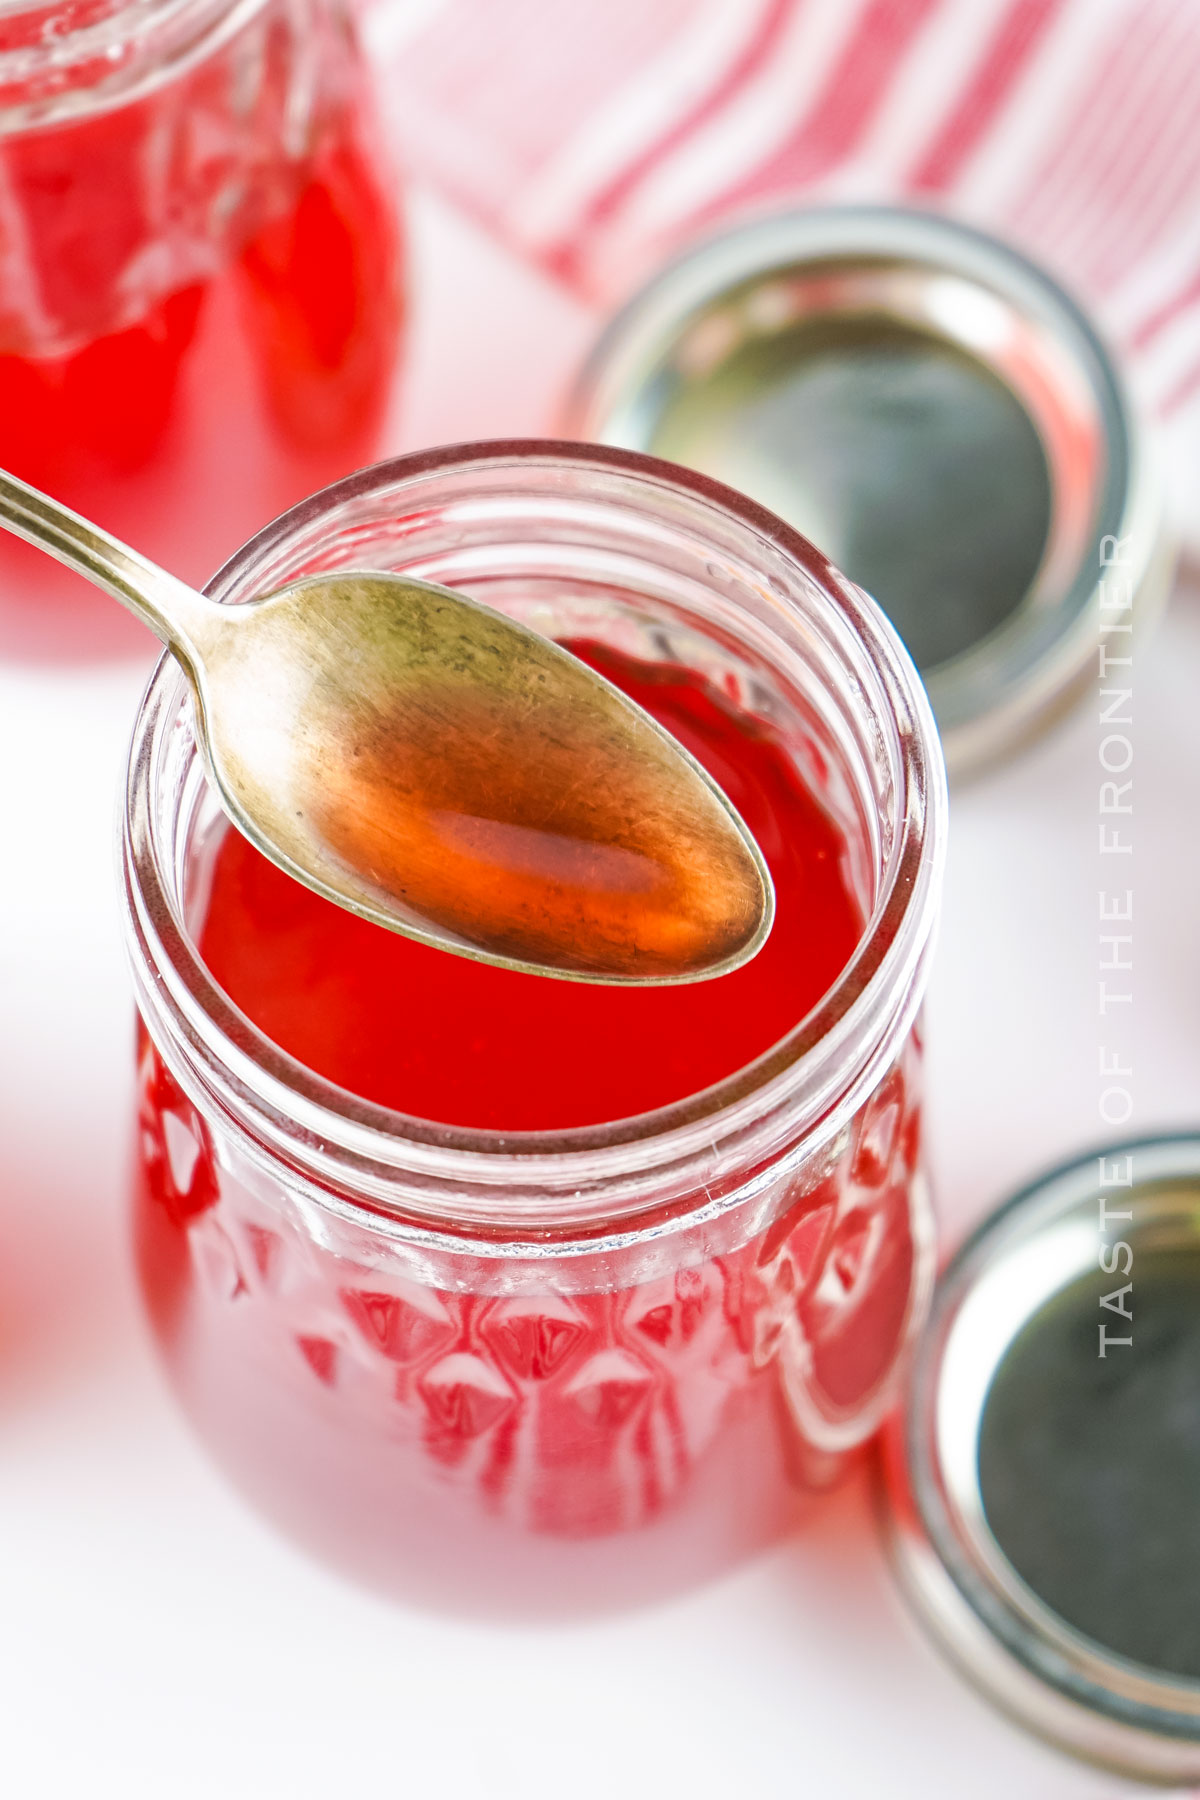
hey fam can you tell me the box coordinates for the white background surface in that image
[1,187,1198,1799]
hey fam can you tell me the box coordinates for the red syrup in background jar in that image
[0,0,401,659]
[135,644,927,1612]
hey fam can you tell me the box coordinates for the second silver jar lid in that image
[879,1133,1200,1784]
[566,206,1175,777]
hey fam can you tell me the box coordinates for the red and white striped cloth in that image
[361,0,1200,552]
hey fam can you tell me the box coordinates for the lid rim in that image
[879,1454,1200,1785]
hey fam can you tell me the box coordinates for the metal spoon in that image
[0,468,774,983]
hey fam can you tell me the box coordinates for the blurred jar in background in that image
[0,0,403,656]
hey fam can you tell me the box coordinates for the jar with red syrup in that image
[123,442,947,1614]
[0,0,401,655]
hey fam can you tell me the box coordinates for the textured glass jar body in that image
[123,444,946,1613]
[0,0,402,654]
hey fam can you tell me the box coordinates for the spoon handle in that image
[0,465,219,660]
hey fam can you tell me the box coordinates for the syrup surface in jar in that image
[198,643,864,1128]
[0,0,402,656]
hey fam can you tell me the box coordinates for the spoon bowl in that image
[0,466,774,982]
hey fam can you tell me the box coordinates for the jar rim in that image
[123,439,946,1234]
[0,0,268,131]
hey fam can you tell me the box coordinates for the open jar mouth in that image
[123,440,946,1242]
[0,0,268,127]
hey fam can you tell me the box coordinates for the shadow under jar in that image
[123,442,947,1616]
[0,0,402,658]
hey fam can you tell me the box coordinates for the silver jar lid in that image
[879,1134,1200,1784]
[566,207,1175,777]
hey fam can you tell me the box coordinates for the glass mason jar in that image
[123,441,947,1615]
[0,0,402,656]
